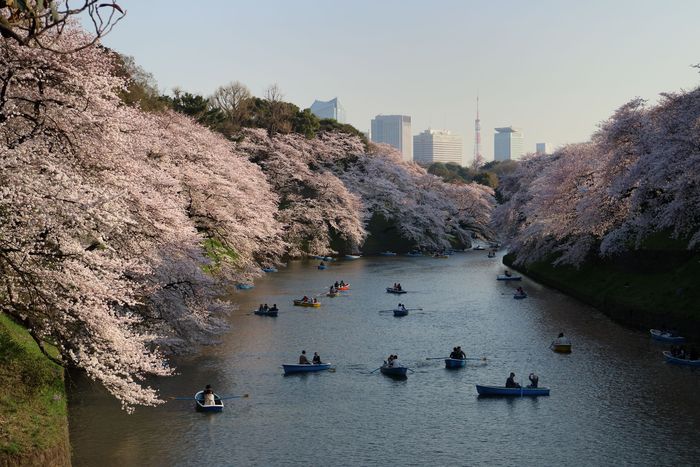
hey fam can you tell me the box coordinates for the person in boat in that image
[203,384,215,405]
[312,297,318,304]
[263,304,269,311]
[329,286,336,294]
[312,352,322,364]
[678,345,687,359]
[299,350,311,364]
[516,287,524,295]
[319,261,325,267]
[334,281,340,288]
[551,332,571,348]
[391,354,401,368]
[398,303,406,311]
[258,304,265,312]
[302,295,309,303]
[449,347,459,359]
[505,270,512,277]
[456,346,466,359]
[670,345,680,357]
[527,373,539,388]
[505,372,521,388]
[396,283,402,291]
[270,304,278,311]
[340,280,346,287]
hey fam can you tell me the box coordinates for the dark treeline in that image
[116,55,367,143]
[427,160,519,191]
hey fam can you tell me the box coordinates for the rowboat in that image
[551,343,572,353]
[318,265,328,270]
[194,391,224,412]
[497,274,522,281]
[386,287,407,294]
[236,283,254,290]
[326,291,340,297]
[337,284,350,291]
[433,254,449,259]
[393,308,408,317]
[293,300,321,307]
[650,329,685,343]
[444,358,466,369]
[344,255,362,260]
[379,251,397,256]
[662,351,700,366]
[475,385,550,397]
[406,251,423,257]
[487,253,496,258]
[253,308,278,317]
[380,364,408,377]
[261,267,278,273]
[473,245,485,250]
[513,292,528,300]
[282,363,332,374]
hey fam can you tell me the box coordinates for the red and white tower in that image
[472,96,484,169]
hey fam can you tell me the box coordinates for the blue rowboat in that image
[513,292,528,300]
[444,358,466,369]
[236,283,254,290]
[379,251,397,256]
[380,365,408,377]
[282,363,332,374]
[318,265,328,270]
[262,267,278,273]
[650,329,685,343]
[475,385,550,397]
[406,251,423,257]
[393,308,408,317]
[194,391,224,412]
[345,255,362,260]
[386,287,407,294]
[497,274,522,281]
[663,351,700,366]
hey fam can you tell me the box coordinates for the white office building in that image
[310,97,346,123]
[413,129,463,165]
[536,142,552,155]
[494,127,524,161]
[371,115,412,161]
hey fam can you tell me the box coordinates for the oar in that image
[405,308,423,311]
[219,394,249,400]
[369,367,382,373]
[426,356,488,361]
[171,396,196,401]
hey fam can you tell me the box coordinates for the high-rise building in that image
[310,98,346,123]
[371,115,412,161]
[494,127,524,161]
[536,142,552,155]
[413,129,463,166]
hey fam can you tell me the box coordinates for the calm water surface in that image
[69,252,700,466]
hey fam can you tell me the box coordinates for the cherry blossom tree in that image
[0,28,283,410]
[494,86,700,267]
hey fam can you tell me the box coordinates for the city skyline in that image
[95,1,700,161]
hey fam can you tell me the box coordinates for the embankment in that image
[0,313,70,467]
[504,250,700,339]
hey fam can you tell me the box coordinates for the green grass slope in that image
[0,313,70,465]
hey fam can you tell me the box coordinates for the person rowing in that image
[312,352,322,364]
[456,346,466,359]
[299,350,311,364]
[203,384,215,405]
[505,372,521,388]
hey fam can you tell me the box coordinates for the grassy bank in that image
[504,249,700,339]
[0,312,70,466]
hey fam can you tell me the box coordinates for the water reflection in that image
[69,252,700,466]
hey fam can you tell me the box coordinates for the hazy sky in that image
[98,0,700,163]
